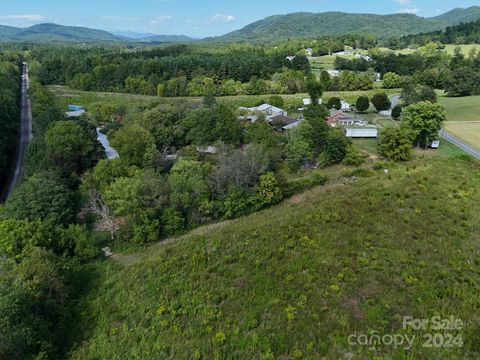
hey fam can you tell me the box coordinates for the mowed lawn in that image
[439,95,480,122]
[443,44,480,56]
[439,94,480,149]
[445,122,480,149]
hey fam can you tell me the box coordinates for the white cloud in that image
[397,8,419,14]
[150,15,172,24]
[209,14,235,23]
[0,14,46,21]
[100,15,141,22]
[395,0,410,4]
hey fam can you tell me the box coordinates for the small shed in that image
[345,128,378,138]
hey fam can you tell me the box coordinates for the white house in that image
[341,100,352,112]
[239,103,287,121]
[327,70,340,77]
[333,51,352,56]
[195,146,219,154]
[354,54,373,62]
[303,98,322,106]
[305,48,313,56]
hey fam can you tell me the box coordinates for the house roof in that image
[246,103,284,114]
[270,115,300,126]
[328,109,353,119]
[345,128,378,138]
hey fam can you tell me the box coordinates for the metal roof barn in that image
[345,128,378,138]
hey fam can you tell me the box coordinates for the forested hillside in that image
[215,7,480,43]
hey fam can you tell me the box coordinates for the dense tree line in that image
[398,18,480,48]
[0,57,21,190]
[33,45,313,96]
[0,77,103,359]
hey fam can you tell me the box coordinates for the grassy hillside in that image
[216,8,480,43]
[70,156,480,359]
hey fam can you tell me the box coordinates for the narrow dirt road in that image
[2,62,33,201]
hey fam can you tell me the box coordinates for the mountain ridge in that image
[0,7,480,44]
[214,7,480,43]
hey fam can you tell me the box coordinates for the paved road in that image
[1,63,33,201]
[441,130,480,160]
[390,94,401,109]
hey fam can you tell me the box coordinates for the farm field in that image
[48,85,401,111]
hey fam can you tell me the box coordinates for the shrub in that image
[221,188,254,219]
[162,208,185,236]
[342,146,366,166]
[254,172,283,209]
[132,212,160,244]
[392,105,403,119]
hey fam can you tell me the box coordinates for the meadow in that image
[70,155,480,360]
[49,85,401,112]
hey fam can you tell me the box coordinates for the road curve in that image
[1,63,33,201]
[441,130,480,160]
[390,94,401,109]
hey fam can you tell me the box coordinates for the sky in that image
[0,0,479,37]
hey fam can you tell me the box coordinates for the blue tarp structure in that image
[68,105,84,111]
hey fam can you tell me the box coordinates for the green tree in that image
[382,72,403,89]
[356,96,370,113]
[268,95,284,109]
[327,97,341,110]
[306,79,323,104]
[110,125,157,167]
[168,159,212,225]
[45,120,97,175]
[320,70,331,91]
[104,169,168,217]
[322,128,351,165]
[379,125,415,161]
[245,120,277,148]
[3,176,75,225]
[402,102,446,148]
[371,93,391,111]
[284,122,315,171]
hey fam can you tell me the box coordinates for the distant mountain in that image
[432,6,480,24]
[113,31,158,39]
[138,34,196,43]
[215,7,480,43]
[0,23,194,44]
[0,23,121,43]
